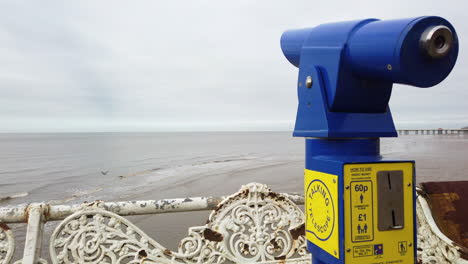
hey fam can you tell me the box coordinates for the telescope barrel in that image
[280,16,458,88]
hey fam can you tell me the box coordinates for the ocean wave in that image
[0,192,29,202]
[47,187,103,205]
[117,155,255,180]
[118,168,162,179]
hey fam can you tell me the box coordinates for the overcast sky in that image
[0,0,467,132]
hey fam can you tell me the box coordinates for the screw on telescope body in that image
[306,76,313,88]
[420,25,453,59]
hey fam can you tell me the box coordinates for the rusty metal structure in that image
[0,182,466,263]
[417,182,468,262]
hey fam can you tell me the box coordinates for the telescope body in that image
[280,16,458,137]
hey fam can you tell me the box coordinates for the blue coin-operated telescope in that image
[280,16,458,264]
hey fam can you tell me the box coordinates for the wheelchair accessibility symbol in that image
[398,241,408,255]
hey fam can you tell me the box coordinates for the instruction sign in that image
[344,162,415,264]
[350,181,374,242]
[304,169,339,259]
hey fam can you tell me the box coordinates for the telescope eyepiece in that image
[420,25,453,59]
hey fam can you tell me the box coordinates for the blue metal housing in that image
[280,16,459,138]
[305,138,417,264]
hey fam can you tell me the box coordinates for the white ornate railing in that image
[0,183,466,263]
[0,224,15,263]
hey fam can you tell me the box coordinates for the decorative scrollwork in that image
[49,183,309,263]
[416,197,464,264]
[50,207,175,264]
[206,183,309,263]
[0,223,14,264]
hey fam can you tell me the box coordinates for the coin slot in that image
[377,170,404,231]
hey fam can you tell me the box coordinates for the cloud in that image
[0,0,467,132]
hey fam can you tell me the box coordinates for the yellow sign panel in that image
[304,169,339,259]
[344,162,414,264]
[350,180,373,242]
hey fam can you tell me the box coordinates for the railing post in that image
[22,203,45,264]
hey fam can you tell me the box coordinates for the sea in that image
[1,132,467,207]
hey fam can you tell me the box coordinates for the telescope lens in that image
[434,35,445,49]
[420,25,453,59]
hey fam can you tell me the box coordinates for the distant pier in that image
[397,129,467,135]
